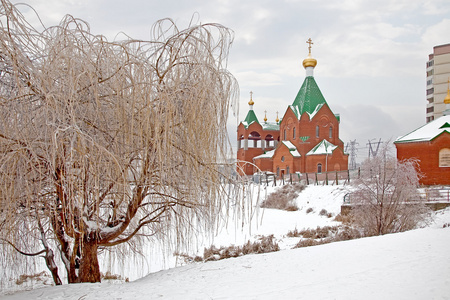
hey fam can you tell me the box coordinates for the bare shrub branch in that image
[350,142,430,236]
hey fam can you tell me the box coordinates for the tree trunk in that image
[44,248,62,285]
[78,240,101,283]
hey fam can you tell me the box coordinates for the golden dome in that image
[302,53,317,68]
[248,91,254,106]
[445,79,450,104]
[303,38,317,69]
[444,90,450,104]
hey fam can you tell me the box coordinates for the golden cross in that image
[250,91,253,99]
[306,38,313,53]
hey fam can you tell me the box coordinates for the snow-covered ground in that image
[2,184,450,299]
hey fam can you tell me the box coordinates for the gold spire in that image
[275,111,279,123]
[302,38,317,68]
[264,110,267,122]
[445,78,450,104]
[248,91,254,106]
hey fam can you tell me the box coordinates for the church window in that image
[329,126,333,139]
[284,129,286,141]
[281,156,285,162]
[293,127,296,139]
[286,166,290,175]
[317,163,322,173]
[276,167,280,176]
[439,148,450,167]
[316,125,319,137]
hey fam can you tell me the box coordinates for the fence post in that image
[335,171,338,185]
[290,173,293,184]
[347,169,350,183]
[306,173,309,185]
[315,172,318,185]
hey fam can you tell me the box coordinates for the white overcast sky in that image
[9,0,450,157]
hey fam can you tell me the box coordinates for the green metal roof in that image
[262,122,280,131]
[291,76,328,118]
[241,109,259,128]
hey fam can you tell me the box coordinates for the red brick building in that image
[395,115,450,186]
[237,41,348,176]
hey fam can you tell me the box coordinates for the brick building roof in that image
[395,115,450,143]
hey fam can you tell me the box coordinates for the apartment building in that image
[426,43,450,123]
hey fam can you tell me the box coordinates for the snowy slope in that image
[2,185,450,299]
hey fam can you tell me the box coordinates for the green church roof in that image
[290,76,327,118]
[241,109,259,128]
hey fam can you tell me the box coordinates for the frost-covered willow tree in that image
[0,0,243,283]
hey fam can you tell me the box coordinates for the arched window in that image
[286,166,290,175]
[317,163,322,173]
[281,156,285,162]
[276,167,280,176]
[316,125,319,137]
[439,148,450,167]
[284,129,286,141]
[329,126,333,139]
[293,127,296,139]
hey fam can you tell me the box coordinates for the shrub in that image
[334,213,353,224]
[101,271,123,281]
[306,207,313,214]
[201,235,280,262]
[351,143,429,235]
[295,238,321,248]
[292,225,362,249]
[261,183,306,211]
[286,228,302,237]
[319,209,328,216]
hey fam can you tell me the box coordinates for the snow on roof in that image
[281,141,301,157]
[262,121,280,131]
[395,115,450,143]
[308,103,324,119]
[307,139,337,155]
[253,149,275,159]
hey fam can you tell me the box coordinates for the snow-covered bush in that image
[261,183,305,211]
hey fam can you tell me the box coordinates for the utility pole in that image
[367,138,382,159]
[346,140,358,170]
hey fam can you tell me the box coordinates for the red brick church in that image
[237,39,348,176]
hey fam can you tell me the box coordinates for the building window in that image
[329,126,333,139]
[293,127,296,139]
[276,167,280,176]
[284,129,286,141]
[286,166,290,175]
[427,106,434,113]
[316,125,319,137]
[317,163,322,173]
[439,148,450,167]
[281,156,285,162]
[426,88,434,95]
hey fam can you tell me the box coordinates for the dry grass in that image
[334,213,353,224]
[292,225,362,249]
[176,235,280,263]
[15,271,49,285]
[261,183,306,211]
